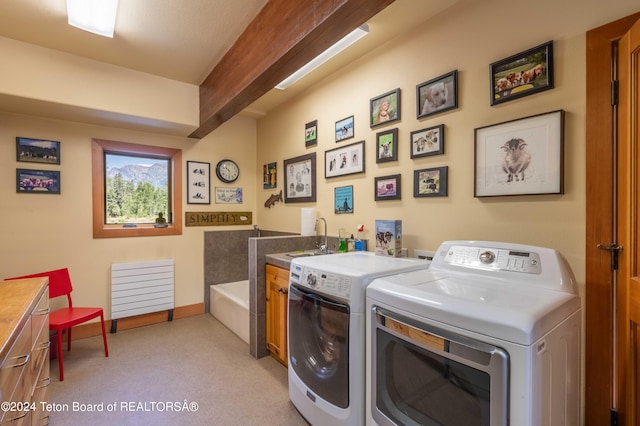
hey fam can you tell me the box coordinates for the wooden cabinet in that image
[265,264,289,367]
[0,278,50,426]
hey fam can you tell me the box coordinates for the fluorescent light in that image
[66,0,118,38]
[276,24,369,90]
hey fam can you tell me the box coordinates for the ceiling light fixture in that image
[275,24,369,90]
[66,0,118,38]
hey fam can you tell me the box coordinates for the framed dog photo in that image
[284,152,316,203]
[325,140,365,179]
[490,41,554,106]
[376,128,398,163]
[16,168,61,194]
[374,174,401,201]
[305,120,318,147]
[410,124,444,159]
[474,109,564,197]
[16,137,61,165]
[370,88,400,128]
[416,70,458,119]
[334,185,354,214]
[335,115,354,142]
[414,166,448,198]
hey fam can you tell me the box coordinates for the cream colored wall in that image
[0,112,257,311]
[256,0,638,287]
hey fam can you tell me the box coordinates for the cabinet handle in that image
[37,341,51,351]
[7,409,29,421]
[278,288,288,295]
[34,307,50,316]
[36,377,51,389]
[7,353,30,368]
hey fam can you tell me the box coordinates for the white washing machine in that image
[288,252,430,426]
[366,241,581,426]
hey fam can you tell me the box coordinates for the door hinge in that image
[611,408,618,426]
[612,80,619,106]
[597,243,623,270]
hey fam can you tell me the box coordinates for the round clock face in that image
[216,159,239,183]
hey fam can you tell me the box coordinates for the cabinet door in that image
[265,265,289,366]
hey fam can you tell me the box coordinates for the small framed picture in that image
[370,88,401,128]
[325,140,365,179]
[416,70,458,119]
[284,152,316,203]
[334,185,354,214]
[376,128,398,163]
[215,187,243,204]
[187,161,210,204]
[16,168,60,194]
[335,115,354,142]
[414,166,448,197]
[490,41,553,105]
[16,137,61,165]
[305,120,318,147]
[474,110,564,197]
[374,174,401,201]
[263,162,277,189]
[410,124,444,159]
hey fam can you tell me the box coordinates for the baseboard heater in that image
[110,259,175,333]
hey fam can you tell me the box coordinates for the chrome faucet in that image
[316,217,328,253]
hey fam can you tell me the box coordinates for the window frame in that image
[92,138,182,238]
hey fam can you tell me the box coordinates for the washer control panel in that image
[444,245,542,274]
[289,263,352,298]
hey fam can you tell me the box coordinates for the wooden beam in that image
[189,0,395,139]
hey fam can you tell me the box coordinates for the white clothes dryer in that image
[366,241,581,426]
[288,252,430,426]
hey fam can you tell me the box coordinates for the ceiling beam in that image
[189,0,395,139]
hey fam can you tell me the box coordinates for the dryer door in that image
[289,284,350,408]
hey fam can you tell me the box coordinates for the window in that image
[92,139,182,238]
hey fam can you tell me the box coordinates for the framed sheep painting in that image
[474,110,564,197]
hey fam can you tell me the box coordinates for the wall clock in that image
[215,159,239,183]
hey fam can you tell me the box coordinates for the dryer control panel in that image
[289,263,352,299]
[444,245,542,274]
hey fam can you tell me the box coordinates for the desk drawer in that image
[0,317,31,402]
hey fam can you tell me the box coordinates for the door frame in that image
[586,11,640,425]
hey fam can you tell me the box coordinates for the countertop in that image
[265,252,294,270]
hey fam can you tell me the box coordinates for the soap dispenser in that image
[347,234,355,252]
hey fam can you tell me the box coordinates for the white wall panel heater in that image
[110,259,174,332]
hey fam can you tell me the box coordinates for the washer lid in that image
[367,270,581,346]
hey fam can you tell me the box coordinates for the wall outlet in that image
[413,249,435,261]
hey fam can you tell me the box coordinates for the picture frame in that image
[335,115,354,142]
[215,187,243,204]
[16,137,61,164]
[16,168,60,194]
[414,166,448,197]
[305,120,318,147]
[374,174,401,201]
[334,185,354,214]
[187,160,211,204]
[263,162,277,189]
[284,152,316,203]
[411,124,444,159]
[370,88,401,128]
[376,128,398,163]
[490,40,553,106]
[325,140,365,179]
[474,109,564,197]
[416,70,458,119]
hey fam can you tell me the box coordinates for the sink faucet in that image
[316,217,328,253]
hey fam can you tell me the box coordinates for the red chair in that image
[6,268,109,381]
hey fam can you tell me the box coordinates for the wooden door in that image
[617,18,640,425]
[265,264,289,366]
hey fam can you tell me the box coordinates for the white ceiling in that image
[0,0,461,123]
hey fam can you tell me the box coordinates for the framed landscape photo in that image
[416,70,458,119]
[325,140,365,179]
[370,88,400,128]
[187,160,210,204]
[411,124,444,159]
[474,109,564,197]
[374,174,401,201]
[305,120,318,147]
[376,128,398,163]
[16,137,60,164]
[16,168,60,194]
[414,166,448,198]
[335,115,354,142]
[334,185,354,214]
[284,152,316,203]
[490,41,553,106]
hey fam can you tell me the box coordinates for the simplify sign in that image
[185,211,252,226]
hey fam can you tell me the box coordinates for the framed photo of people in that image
[284,152,316,203]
